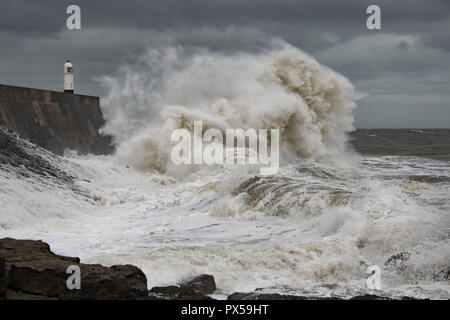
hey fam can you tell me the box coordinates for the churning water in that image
[0,43,449,299]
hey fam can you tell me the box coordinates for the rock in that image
[149,285,181,297]
[0,237,430,300]
[149,274,216,300]
[180,274,216,296]
[0,238,148,300]
[228,292,319,300]
[227,291,418,300]
[350,294,420,300]
[349,295,393,300]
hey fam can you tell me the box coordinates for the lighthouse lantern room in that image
[64,60,74,93]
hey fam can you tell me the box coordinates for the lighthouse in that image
[64,60,74,93]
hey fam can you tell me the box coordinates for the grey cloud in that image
[0,26,272,95]
[0,0,449,128]
[317,34,450,78]
[2,1,450,34]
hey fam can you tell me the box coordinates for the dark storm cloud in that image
[0,0,449,128]
[3,0,450,34]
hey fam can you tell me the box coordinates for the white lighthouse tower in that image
[64,60,74,93]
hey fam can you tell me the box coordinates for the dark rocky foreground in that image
[0,238,428,300]
[0,238,218,300]
[226,292,418,300]
[149,274,216,300]
[0,238,147,299]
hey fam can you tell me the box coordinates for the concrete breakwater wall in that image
[0,84,112,155]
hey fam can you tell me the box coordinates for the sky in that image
[0,0,449,128]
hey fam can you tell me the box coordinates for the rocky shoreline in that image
[0,238,429,300]
[0,237,219,300]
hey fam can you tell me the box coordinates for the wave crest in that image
[101,43,358,175]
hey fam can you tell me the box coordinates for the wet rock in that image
[149,274,216,300]
[350,294,420,300]
[149,285,181,297]
[227,292,321,300]
[180,274,216,296]
[227,291,418,300]
[0,238,148,300]
[349,294,393,300]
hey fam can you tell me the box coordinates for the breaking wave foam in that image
[1,43,448,299]
[100,43,358,176]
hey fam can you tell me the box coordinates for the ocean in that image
[0,45,449,299]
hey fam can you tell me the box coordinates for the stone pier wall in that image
[0,84,112,155]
